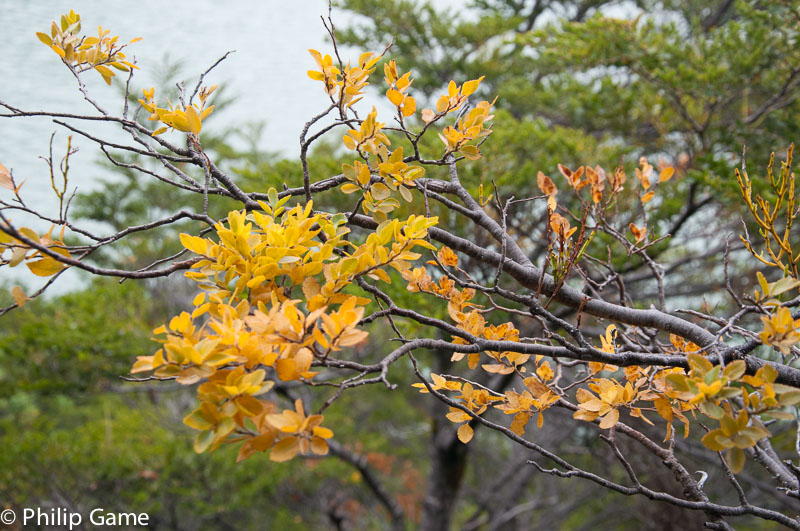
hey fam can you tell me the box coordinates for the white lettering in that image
[22,508,81,530]
[69,511,81,530]
[90,508,149,526]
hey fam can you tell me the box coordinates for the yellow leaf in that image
[598,408,619,429]
[460,145,481,160]
[398,184,413,202]
[461,76,484,97]
[313,426,333,439]
[641,191,655,204]
[536,361,554,382]
[200,105,215,121]
[183,409,213,431]
[180,233,208,255]
[94,64,114,84]
[446,410,471,423]
[310,436,329,455]
[402,97,416,117]
[457,423,473,443]
[36,32,53,45]
[11,286,28,307]
[659,167,675,182]
[447,80,457,99]
[184,105,202,135]
[653,397,673,422]
[482,363,513,374]
[270,437,300,462]
[573,409,599,422]
[193,430,215,453]
[276,359,298,381]
[27,256,65,276]
[168,112,190,132]
[726,447,746,474]
[510,412,530,436]
[371,182,391,200]
[386,88,404,106]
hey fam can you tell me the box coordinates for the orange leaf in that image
[237,432,276,462]
[437,246,459,267]
[557,163,572,181]
[276,359,298,381]
[629,223,647,244]
[537,171,557,196]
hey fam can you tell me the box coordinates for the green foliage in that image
[0,278,419,528]
[0,394,322,530]
[338,0,800,179]
[0,280,158,397]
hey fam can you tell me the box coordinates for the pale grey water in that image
[0,1,401,293]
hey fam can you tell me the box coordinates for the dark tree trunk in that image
[419,353,470,531]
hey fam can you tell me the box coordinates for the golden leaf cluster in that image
[384,60,416,118]
[0,222,70,278]
[138,85,216,136]
[569,330,800,474]
[37,10,140,85]
[130,190,438,461]
[421,77,485,123]
[341,146,425,221]
[308,49,383,108]
[759,307,800,355]
[438,99,495,160]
